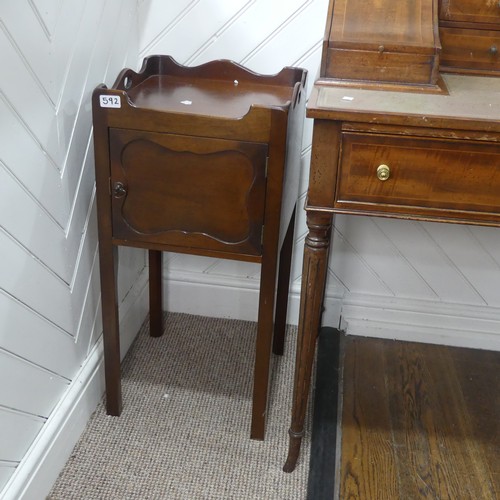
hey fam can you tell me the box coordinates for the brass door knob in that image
[376,164,390,181]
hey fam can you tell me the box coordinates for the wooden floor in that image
[309,331,500,499]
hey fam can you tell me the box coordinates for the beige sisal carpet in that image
[48,313,312,499]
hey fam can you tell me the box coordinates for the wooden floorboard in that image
[310,334,500,499]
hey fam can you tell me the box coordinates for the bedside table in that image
[92,56,306,440]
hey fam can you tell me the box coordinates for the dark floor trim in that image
[307,327,343,500]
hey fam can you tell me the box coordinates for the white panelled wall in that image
[1,0,500,498]
[0,1,146,498]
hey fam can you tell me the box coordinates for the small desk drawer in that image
[337,132,500,221]
[440,27,500,73]
[440,0,500,25]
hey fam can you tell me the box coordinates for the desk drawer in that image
[337,132,500,221]
[324,48,439,86]
[108,129,267,255]
[440,27,500,73]
[440,0,500,25]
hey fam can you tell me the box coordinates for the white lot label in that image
[99,95,121,108]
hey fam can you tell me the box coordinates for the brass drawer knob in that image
[376,164,390,181]
[490,45,498,56]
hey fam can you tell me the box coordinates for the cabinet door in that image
[109,129,268,256]
[440,0,500,24]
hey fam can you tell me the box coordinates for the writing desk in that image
[284,73,500,471]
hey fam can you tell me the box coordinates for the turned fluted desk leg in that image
[284,211,333,473]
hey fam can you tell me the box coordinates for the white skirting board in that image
[340,293,500,351]
[163,270,500,352]
[1,271,149,500]
[161,269,343,328]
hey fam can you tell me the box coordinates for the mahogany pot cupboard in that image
[92,56,306,440]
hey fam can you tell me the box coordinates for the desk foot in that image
[283,429,303,472]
